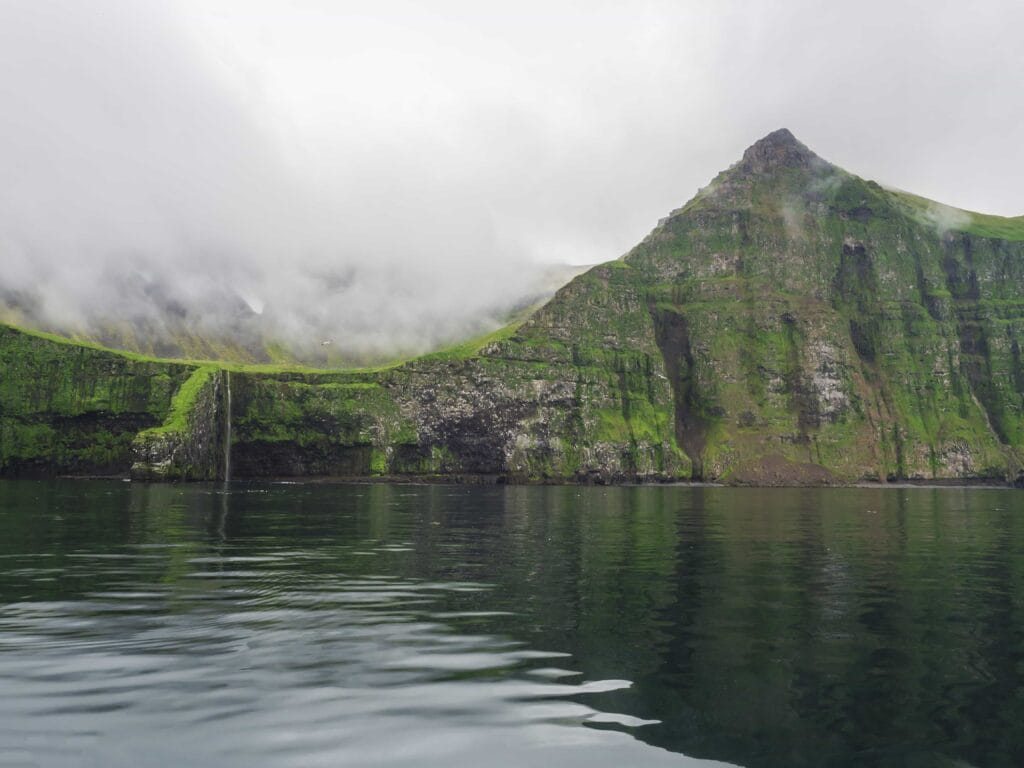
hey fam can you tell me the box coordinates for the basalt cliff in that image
[4,130,1024,485]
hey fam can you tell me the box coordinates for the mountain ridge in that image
[4,129,1024,485]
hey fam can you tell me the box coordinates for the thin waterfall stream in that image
[223,370,232,483]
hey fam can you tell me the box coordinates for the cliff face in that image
[0,326,194,476]
[5,130,1024,484]
[130,367,228,481]
[225,326,686,483]
[608,128,1024,483]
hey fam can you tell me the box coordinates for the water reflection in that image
[1,481,1023,767]
[0,481,728,767]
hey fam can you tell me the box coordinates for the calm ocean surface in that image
[1,481,1022,767]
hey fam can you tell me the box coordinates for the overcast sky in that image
[183,0,1024,248]
[1,0,1022,353]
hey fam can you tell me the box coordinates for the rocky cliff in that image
[4,130,1024,484]
[0,326,194,476]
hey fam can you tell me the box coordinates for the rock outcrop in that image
[130,367,228,481]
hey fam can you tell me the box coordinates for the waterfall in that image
[223,370,232,484]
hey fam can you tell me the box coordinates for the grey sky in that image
[1,0,1022,354]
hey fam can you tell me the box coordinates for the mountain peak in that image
[753,127,800,146]
[737,128,820,175]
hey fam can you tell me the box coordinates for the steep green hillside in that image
[0,326,195,475]
[531,129,1024,482]
[4,129,1024,484]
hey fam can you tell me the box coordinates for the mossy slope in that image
[130,367,227,481]
[573,129,1024,482]
[0,326,194,475]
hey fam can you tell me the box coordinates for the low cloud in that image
[923,203,973,235]
[1,1,1021,361]
[0,1,547,361]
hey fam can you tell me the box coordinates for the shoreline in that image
[20,473,1018,490]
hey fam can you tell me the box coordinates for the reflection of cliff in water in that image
[1,482,1022,767]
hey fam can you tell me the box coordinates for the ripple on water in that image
[19,481,1023,766]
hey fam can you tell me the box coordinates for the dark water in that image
[1,482,1023,767]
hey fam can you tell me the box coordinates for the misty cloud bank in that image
[1,0,1021,361]
[0,1,550,361]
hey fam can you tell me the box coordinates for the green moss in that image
[370,448,387,475]
[0,325,197,475]
[144,367,217,436]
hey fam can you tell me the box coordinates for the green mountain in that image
[4,129,1024,485]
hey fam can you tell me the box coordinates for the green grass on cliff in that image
[885,189,1024,241]
[5,322,182,365]
[145,366,217,436]
[962,212,1024,241]
[417,319,528,363]
[1,303,541,377]
[0,321,407,377]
